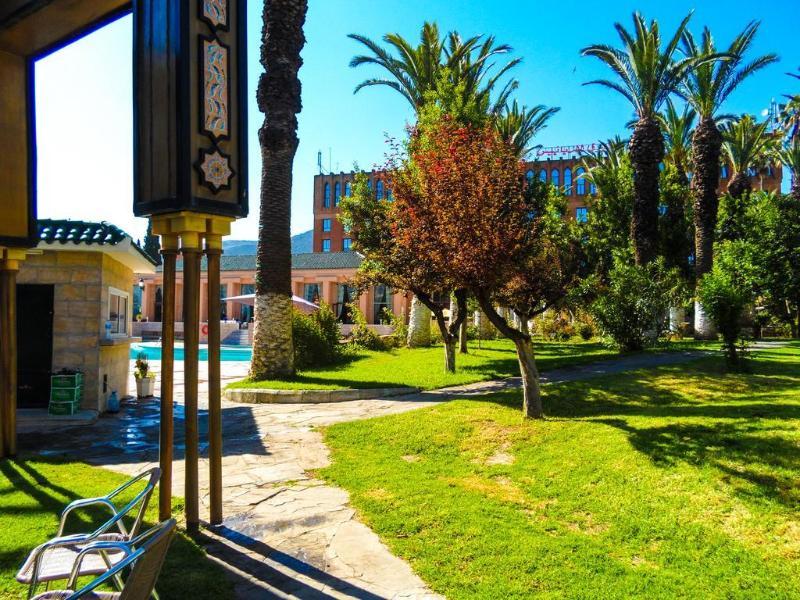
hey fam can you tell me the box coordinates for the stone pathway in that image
[19,345,764,599]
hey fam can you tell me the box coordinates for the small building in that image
[16,220,157,413]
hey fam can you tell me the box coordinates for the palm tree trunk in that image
[691,117,723,340]
[628,117,664,265]
[727,172,751,200]
[406,295,431,347]
[250,0,307,380]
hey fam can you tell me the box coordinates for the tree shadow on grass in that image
[466,353,800,509]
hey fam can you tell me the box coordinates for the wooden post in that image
[0,258,20,457]
[158,234,178,521]
[181,232,202,534]
[0,268,9,459]
[206,236,223,524]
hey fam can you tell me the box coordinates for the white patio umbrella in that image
[222,293,319,314]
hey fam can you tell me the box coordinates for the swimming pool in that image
[131,342,252,362]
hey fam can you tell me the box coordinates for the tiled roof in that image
[38,219,129,245]
[37,219,157,265]
[160,252,363,272]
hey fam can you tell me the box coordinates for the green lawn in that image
[229,338,713,391]
[319,344,800,598]
[0,460,233,600]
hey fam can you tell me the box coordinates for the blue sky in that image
[34,0,800,243]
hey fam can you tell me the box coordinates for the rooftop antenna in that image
[317,150,323,175]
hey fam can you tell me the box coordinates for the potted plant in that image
[134,352,156,398]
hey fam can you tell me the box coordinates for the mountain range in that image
[223,230,313,256]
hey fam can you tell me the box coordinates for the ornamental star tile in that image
[199,148,233,191]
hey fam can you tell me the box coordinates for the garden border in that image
[225,386,421,404]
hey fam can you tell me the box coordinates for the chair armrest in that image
[70,548,143,599]
[58,497,118,536]
[67,541,134,588]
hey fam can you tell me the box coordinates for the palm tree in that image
[349,23,517,112]
[721,115,775,199]
[780,95,800,141]
[582,12,705,265]
[250,0,307,380]
[775,137,800,200]
[680,22,777,336]
[495,100,560,158]
[657,98,696,184]
[349,23,521,348]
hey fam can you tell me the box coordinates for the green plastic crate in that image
[50,386,82,403]
[51,373,83,388]
[48,401,79,416]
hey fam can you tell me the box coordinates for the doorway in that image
[16,284,55,408]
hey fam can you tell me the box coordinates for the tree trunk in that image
[459,319,468,353]
[727,172,751,200]
[251,293,294,378]
[444,337,456,372]
[513,337,543,418]
[251,0,307,379]
[407,295,431,347]
[669,306,686,334]
[476,293,543,418]
[691,117,723,339]
[629,117,664,265]
[450,296,468,354]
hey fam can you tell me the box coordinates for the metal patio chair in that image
[30,518,177,600]
[17,467,161,599]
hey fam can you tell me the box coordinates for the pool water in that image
[131,342,252,362]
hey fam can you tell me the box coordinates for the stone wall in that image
[17,250,136,412]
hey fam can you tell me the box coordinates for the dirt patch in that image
[442,474,527,505]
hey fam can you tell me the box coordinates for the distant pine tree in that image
[143,220,162,265]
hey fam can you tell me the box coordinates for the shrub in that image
[697,266,750,366]
[589,256,681,351]
[383,308,408,349]
[292,304,342,369]
[576,322,594,341]
[538,310,575,341]
[349,306,387,351]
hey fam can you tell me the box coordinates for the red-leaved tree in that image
[392,117,583,417]
[339,171,468,373]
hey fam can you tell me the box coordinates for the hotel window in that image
[334,182,341,207]
[108,287,129,336]
[373,284,393,324]
[304,283,320,304]
[590,181,597,195]
[575,207,588,223]
[575,167,586,195]
[564,168,572,194]
[526,169,534,182]
[323,183,331,208]
[386,186,393,201]
[322,218,331,232]
[345,181,352,197]
[539,169,547,183]
[658,203,667,216]
[748,166,758,177]
[343,238,352,251]
[720,164,728,178]
[240,284,255,322]
[376,180,384,200]
[367,179,373,194]
[551,168,560,187]
[322,239,331,253]
[336,284,357,323]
